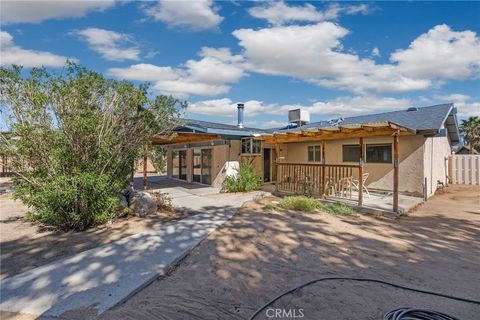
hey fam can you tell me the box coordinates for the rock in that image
[117,194,129,218]
[120,186,135,199]
[128,191,157,217]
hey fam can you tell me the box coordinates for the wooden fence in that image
[276,163,361,202]
[1,155,13,177]
[449,155,480,185]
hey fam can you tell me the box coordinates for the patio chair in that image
[351,173,370,198]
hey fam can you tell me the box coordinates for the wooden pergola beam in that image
[259,128,413,144]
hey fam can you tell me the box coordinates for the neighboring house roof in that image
[176,119,265,136]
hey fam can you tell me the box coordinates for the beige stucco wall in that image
[281,135,427,195]
[423,136,451,197]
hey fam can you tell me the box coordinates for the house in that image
[152,103,460,213]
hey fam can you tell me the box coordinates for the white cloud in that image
[143,0,223,30]
[0,31,75,67]
[371,47,380,57]
[391,24,480,80]
[107,47,245,98]
[433,93,480,118]
[434,93,471,103]
[1,0,115,24]
[107,64,179,82]
[73,28,140,61]
[233,23,430,94]
[233,23,480,95]
[249,1,370,26]
[188,96,411,119]
[455,101,480,118]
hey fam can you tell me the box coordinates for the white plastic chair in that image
[352,173,370,198]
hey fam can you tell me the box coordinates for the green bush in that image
[1,63,182,230]
[269,196,322,211]
[265,196,354,215]
[222,161,261,192]
[322,202,354,216]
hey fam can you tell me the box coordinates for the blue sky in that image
[1,1,479,128]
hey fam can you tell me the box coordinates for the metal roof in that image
[286,104,455,132]
[177,119,265,136]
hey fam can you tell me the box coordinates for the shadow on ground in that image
[96,185,480,320]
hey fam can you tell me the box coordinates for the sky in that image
[1,0,479,129]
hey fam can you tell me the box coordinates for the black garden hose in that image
[248,277,480,320]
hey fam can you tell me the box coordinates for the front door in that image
[263,148,271,182]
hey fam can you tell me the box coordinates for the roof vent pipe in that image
[237,103,244,128]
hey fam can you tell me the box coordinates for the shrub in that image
[268,196,322,211]
[151,192,174,212]
[1,64,182,230]
[222,161,261,192]
[265,196,354,215]
[322,202,354,216]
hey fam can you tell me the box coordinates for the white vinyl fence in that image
[449,155,480,185]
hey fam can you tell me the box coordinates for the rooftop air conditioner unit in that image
[288,109,310,126]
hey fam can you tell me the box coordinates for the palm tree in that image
[460,116,480,154]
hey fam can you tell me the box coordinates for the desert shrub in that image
[151,192,174,212]
[222,161,261,192]
[268,196,322,211]
[322,202,354,216]
[265,196,354,215]
[0,64,182,230]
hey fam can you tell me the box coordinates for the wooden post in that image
[143,145,148,190]
[274,143,280,192]
[393,133,399,213]
[358,137,364,206]
[321,140,326,197]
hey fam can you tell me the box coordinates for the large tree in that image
[460,116,480,153]
[0,63,183,230]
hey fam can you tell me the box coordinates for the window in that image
[241,138,261,154]
[308,145,321,162]
[366,144,392,163]
[343,145,360,162]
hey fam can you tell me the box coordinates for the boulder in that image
[128,191,157,217]
[117,193,129,218]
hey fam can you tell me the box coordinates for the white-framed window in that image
[241,137,261,155]
[308,145,321,162]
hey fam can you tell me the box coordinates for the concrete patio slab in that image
[0,180,269,318]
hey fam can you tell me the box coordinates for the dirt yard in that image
[93,185,479,320]
[0,195,186,280]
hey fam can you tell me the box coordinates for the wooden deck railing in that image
[276,163,361,202]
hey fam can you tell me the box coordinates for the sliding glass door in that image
[193,148,212,185]
[172,150,187,180]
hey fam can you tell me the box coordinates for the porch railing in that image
[276,163,361,202]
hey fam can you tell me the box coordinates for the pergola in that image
[257,121,417,213]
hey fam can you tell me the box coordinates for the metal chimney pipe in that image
[237,103,244,128]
